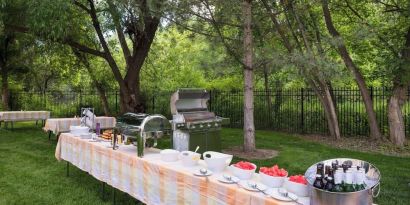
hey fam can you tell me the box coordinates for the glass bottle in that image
[344,170,355,192]
[355,168,366,191]
[324,176,335,191]
[313,174,325,189]
[317,163,324,178]
[332,172,344,192]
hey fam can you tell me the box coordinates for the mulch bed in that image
[223,146,279,160]
[300,134,410,157]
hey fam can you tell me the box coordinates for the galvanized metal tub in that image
[304,158,381,205]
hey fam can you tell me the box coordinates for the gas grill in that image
[116,113,171,157]
[170,88,228,153]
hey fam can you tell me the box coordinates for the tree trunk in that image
[243,0,255,152]
[388,85,407,146]
[388,27,410,146]
[1,68,9,111]
[322,0,381,139]
[95,84,111,116]
[310,80,341,139]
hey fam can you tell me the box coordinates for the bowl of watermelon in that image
[283,175,309,197]
[259,165,288,188]
[229,161,257,180]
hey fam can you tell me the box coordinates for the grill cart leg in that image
[66,161,69,177]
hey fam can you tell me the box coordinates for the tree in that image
[242,0,255,152]
[321,0,382,139]
[0,0,30,110]
[20,0,164,113]
[261,0,342,139]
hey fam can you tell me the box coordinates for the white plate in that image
[193,169,213,177]
[238,180,268,192]
[269,188,298,202]
[216,174,240,184]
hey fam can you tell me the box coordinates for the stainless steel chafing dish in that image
[116,113,171,157]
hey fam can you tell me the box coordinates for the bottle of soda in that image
[313,174,325,189]
[355,168,366,191]
[332,172,344,192]
[344,170,355,192]
[324,176,335,191]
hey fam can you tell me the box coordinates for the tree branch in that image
[201,0,245,67]
[86,0,124,83]
[65,39,106,58]
[343,0,400,57]
[107,0,131,64]
[73,0,91,14]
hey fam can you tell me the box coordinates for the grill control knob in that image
[208,124,211,127]
[215,123,218,127]
[192,126,196,129]
[200,124,203,128]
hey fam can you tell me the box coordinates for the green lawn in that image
[0,122,409,205]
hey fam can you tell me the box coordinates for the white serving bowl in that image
[283,178,309,197]
[229,163,256,180]
[70,126,89,136]
[179,151,201,167]
[203,151,233,172]
[160,149,180,162]
[259,172,287,188]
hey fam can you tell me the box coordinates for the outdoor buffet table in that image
[0,111,50,128]
[55,133,309,205]
[43,117,116,135]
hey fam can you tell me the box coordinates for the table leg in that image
[48,131,52,141]
[112,188,116,205]
[66,161,69,177]
[101,182,106,201]
[36,120,38,126]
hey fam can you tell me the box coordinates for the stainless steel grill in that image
[116,112,171,157]
[170,88,228,153]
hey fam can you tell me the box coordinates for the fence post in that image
[300,88,305,133]
[209,90,213,111]
[9,91,12,111]
[115,91,118,114]
[152,95,155,113]
[370,86,374,102]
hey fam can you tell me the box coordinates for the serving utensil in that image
[278,188,302,204]
[194,146,200,153]
[248,182,269,195]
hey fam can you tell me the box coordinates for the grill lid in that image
[170,88,211,115]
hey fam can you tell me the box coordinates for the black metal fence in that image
[2,88,409,137]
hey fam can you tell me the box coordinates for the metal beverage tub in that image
[304,158,381,205]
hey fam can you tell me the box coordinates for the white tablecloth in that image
[55,133,310,205]
[0,111,50,121]
[44,117,116,134]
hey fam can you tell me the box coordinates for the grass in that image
[0,122,409,204]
